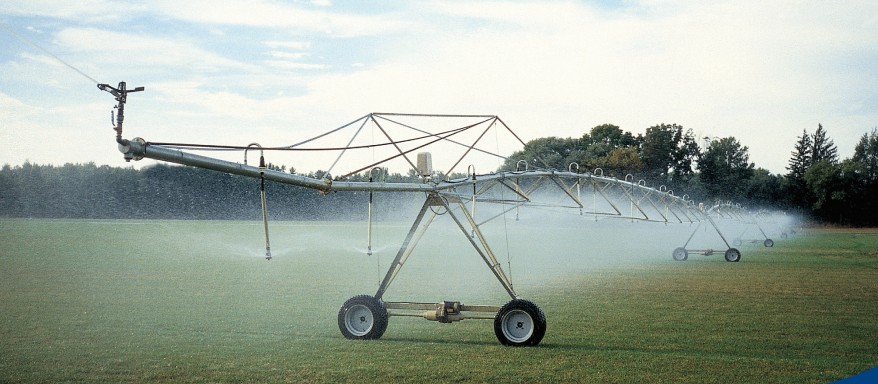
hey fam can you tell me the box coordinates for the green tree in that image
[570,124,642,173]
[853,128,878,182]
[804,160,845,221]
[584,124,639,149]
[502,136,577,170]
[787,129,812,179]
[786,129,813,207]
[672,129,700,182]
[811,124,838,164]
[697,137,754,201]
[639,124,699,189]
[591,147,643,178]
[848,128,878,225]
[640,124,679,180]
[745,168,785,208]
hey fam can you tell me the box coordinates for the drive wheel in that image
[724,248,742,262]
[338,295,388,340]
[672,247,688,261]
[494,299,546,347]
[764,239,774,247]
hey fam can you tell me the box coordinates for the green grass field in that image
[1,218,876,383]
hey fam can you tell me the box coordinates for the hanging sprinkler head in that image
[246,143,273,261]
[366,167,383,257]
[260,154,272,261]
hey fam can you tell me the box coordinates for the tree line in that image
[498,123,877,225]
[1,124,876,225]
[0,162,417,221]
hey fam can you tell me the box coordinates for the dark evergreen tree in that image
[811,124,838,164]
[853,128,878,182]
[787,129,812,179]
[804,160,843,221]
[849,128,878,225]
[786,129,813,208]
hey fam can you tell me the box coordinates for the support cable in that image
[149,125,472,152]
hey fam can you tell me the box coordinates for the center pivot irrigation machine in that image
[99,82,772,346]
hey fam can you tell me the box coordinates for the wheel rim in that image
[673,248,686,261]
[501,309,534,343]
[726,249,740,262]
[344,304,374,336]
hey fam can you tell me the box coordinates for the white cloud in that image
[0,91,38,120]
[268,51,310,60]
[264,61,326,70]
[150,0,411,37]
[265,41,312,50]
[47,27,260,85]
[2,0,877,174]
[282,1,878,172]
[0,0,144,22]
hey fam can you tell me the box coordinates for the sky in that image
[1,0,877,175]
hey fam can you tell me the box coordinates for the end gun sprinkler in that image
[97,81,144,146]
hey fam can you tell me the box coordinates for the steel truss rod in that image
[374,195,439,299]
[371,114,506,172]
[373,193,517,301]
[682,208,732,249]
[444,196,517,299]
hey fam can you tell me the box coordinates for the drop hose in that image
[258,154,272,260]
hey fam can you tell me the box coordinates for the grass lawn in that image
[1,218,876,383]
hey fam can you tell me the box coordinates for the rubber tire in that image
[764,239,774,247]
[338,295,388,340]
[672,247,688,261]
[724,248,741,262]
[494,299,546,347]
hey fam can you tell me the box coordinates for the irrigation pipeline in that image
[99,81,786,268]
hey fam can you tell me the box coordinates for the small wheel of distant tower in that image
[764,239,774,247]
[672,247,688,261]
[724,248,742,262]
